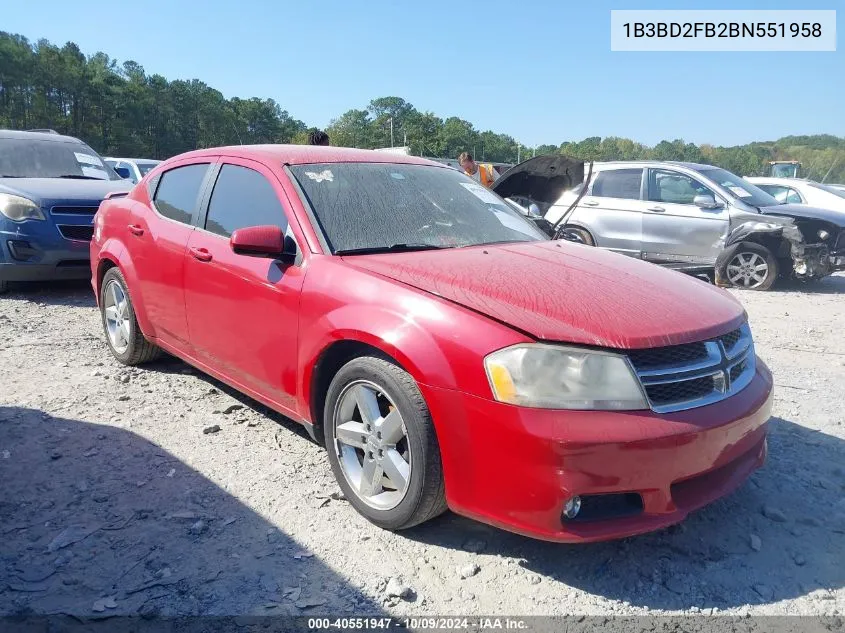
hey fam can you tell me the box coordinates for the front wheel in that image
[720,243,778,290]
[324,356,447,530]
[561,227,595,246]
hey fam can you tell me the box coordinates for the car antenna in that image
[553,160,594,240]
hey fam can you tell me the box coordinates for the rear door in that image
[568,167,646,257]
[130,160,214,348]
[183,158,305,415]
[642,168,729,265]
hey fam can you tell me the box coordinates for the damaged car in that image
[493,158,845,290]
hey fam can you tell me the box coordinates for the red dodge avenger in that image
[90,146,772,542]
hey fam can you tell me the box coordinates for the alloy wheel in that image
[103,280,131,354]
[332,380,411,510]
[726,252,769,288]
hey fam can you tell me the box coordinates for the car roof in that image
[105,157,161,163]
[0,129,85,144]
[746,177,812,185]
[593,160,721,171]
[172,144,443,167]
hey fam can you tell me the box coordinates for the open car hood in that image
[491,155,583,205]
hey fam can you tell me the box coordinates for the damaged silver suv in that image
[497,159,845,290]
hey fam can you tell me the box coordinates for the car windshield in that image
[136,161,160,176]
[0,138,120,180]
[697,167,779,208]
[290,162,547,253]
[808,182,845,200]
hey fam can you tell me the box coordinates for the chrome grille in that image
[630,324,756,413]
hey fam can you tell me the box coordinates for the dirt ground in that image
[1,273,844,620]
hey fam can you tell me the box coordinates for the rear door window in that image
[591,169,643,200]
[153,164,210,225]
[204,164,288,238]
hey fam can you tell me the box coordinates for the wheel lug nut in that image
[378,449,384,458]
[367,451,374,460]
[376,431,382,440]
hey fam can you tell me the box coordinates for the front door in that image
[642,168,729,266]
[183,159,305,415]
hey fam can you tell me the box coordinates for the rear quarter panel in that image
[90,196,155,336]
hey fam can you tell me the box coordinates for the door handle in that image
[128,224,144,236]
[647,206,666,212]
[189,246,213,262]
[582,200,599,207]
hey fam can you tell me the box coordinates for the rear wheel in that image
[722,243,778,290]
[324,356,447,530]
[100,267,161,365]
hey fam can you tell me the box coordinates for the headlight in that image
[818,229,830,241]
[484,344,647,410]
[0,193,45,222]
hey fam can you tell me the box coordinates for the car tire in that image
[718,242,778,291]
[563,227,595,246]
[324,356,447,530]
[99,267,161,365]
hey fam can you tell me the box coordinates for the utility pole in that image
[517,143,521,164]
[389,117,394,147]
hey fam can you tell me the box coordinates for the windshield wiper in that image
[335,243,446,256]
[57,174,106,180]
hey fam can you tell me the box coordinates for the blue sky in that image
[4,0,842,148]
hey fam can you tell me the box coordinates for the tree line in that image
[2,32,844,183]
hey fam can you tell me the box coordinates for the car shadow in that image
[404,416,845,611]
[0,280,95,308]
[773,272,845,294]
[0,406,380,618]
[142,356,315,444]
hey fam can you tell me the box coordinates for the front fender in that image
[298,303,457,415]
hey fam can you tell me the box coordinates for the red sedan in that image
[90,146,772,542]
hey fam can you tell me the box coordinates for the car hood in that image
[491,155,584,205]
[760,203,845,228]
[0,178,133,207]
[343,241,745,349]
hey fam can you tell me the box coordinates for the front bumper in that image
[0,221,92,282]
[421,359,773,543]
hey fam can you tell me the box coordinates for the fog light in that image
[562,496,582,520]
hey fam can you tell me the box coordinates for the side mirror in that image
[694,194,723,210]
[114,166,133,180]
[230,225,295,263]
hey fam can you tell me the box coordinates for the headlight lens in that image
[818,229,830,241]
[0,193,45,222]
[484,344,647,410]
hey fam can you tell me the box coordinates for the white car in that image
[746,177,845,213]
[104,157,161,184]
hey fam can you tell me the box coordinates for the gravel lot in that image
[1,273,844,619]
